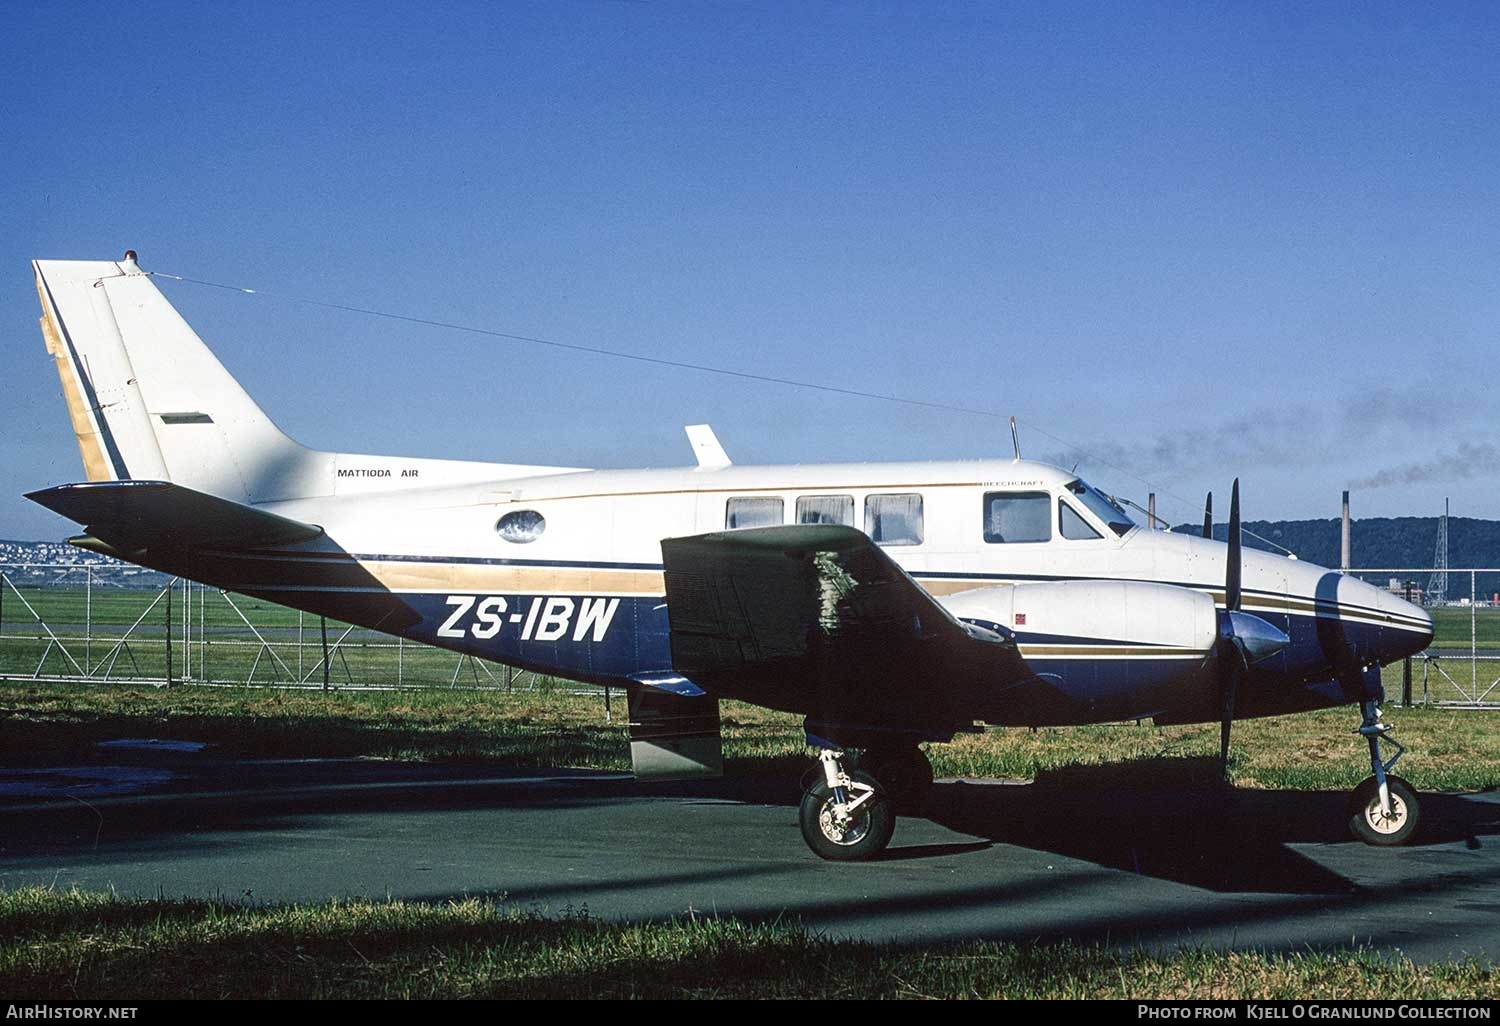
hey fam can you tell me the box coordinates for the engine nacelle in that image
[940,579,1221,725]
[941,579,1219,651]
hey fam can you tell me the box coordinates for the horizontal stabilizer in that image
[26,480,323,550]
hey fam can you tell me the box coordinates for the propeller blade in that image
[1219,696,1233,767]
[1217,635,1248,773]
[1202,492,1213,540]
[1218,478,1245,775]
[1226,478,1242,613]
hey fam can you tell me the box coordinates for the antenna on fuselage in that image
[1009,416,1021,461]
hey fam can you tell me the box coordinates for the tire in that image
[1348,774,1421,847]
[858,747,935,811]
[799,770,896,862]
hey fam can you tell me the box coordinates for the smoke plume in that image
[1349,443,1500,490]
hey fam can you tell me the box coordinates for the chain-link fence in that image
[1347,567,1500,708]
[0,563,537,691]
[2,562,1496,705]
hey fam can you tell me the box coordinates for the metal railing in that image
[2,562,1495,706]
[1346,567,1500,708]
[0,564,538,691]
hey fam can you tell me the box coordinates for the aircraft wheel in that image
[800,771,895,862]
[858,746,934,811]
[1348,775,1421,847]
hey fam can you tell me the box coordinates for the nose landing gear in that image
[1348,700,1420,846]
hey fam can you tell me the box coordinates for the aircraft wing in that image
[26,480,323,550]
[661,525,1033,746]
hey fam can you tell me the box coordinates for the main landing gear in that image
[800,749,896,861]
[1348,700,1421,846]
[855,745,934,812]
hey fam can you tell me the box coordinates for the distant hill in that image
[1170,516,1500,599]
[0,538,171,588]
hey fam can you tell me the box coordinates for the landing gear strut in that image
[856,746,934,811]
[1348,700,1421,846]
[799,749,895,861]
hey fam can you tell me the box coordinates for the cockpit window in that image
[1059,500,1102,540]
[983,492,1051,543]
[1066,479,1135,537]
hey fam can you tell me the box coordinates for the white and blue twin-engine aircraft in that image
[26,254,1434,860]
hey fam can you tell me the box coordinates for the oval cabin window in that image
[497,510,546,543]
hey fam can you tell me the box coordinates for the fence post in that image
[85,567,92,677]
[165,581,173,687]
[320,615,330,693]
[1402,580,1413,707]
[1472,570,1478,700]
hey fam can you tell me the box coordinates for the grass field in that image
[3,677,1497,999]
[1,888,1494,999]
[0,583,505,688]
[1430,606,1500,648]
[3,677,1496,792]
[5,583,1500,702]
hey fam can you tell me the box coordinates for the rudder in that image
[33,255,324,504]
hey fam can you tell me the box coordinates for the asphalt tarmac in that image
[2,741,1498,964]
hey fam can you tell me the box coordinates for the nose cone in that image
[1384,590,1434,661]
[1347,576,1434,663]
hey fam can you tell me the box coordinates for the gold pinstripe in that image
[322,559,1425,633]
[36,274,111,483]
[365,560,666,596]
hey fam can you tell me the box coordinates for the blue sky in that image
[4,2,1497,540]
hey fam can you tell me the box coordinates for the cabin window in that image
[983,492,1051,543]
[725,496,784,529]
[1059,500,1102,540]
[797,494,855,526]
[496,509,546,543]
[865,493,923,546]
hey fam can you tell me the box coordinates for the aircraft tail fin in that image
[33,255,322,505]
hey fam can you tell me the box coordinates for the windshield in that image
[1066,479,1136,537]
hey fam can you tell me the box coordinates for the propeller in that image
[1212,479,1290,773]
[1218,480,1243,769]
[1225,480,1241,614]
[1202,492,1213,540]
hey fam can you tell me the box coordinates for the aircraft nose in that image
[1370,582,1433,662]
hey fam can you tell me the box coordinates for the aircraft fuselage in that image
[129,456,1432,734]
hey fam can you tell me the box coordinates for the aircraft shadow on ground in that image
[682,753,1500,895]
[3,750,1496,903]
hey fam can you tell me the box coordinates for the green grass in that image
[6,584,1500,695]
[0,888,1492,999]
[0,584,510,687]
[3,679,1496,793]
[1430,607,1500,648]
